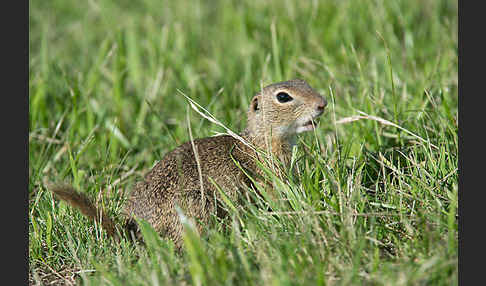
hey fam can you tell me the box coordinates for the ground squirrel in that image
[50,79,327,249]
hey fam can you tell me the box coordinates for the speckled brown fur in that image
[122,135,259,247]
[49,79,327,249]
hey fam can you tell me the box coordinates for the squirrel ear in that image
[251,95,259,112]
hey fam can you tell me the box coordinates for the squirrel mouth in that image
[296,117,320,133]
[303,117,320,128]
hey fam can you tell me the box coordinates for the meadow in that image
[29,0,458,285]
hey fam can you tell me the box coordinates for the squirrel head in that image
[246,79,327,143]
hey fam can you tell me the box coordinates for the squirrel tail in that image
[49,185,120,241]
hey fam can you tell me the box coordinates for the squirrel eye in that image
[276,92,293,103]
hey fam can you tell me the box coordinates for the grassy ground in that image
[29,0,458,285]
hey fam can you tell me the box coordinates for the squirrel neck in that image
[240,127,296,167]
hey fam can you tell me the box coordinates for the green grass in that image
[29,0,458,285]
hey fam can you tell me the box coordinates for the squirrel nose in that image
[317,98,327,112]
